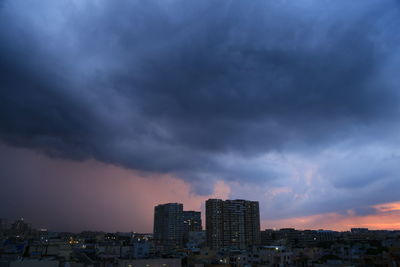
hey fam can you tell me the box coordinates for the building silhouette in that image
[206,199,260,250]
[153,203,184,250]
[183,211,202,233]
[182,211,202,244]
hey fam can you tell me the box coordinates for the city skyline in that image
[2,0,400,233]
[2,209,399,266]
[1,206,398,235]
[1,198,399,234]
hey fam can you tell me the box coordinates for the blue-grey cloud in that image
[1,0,400,218]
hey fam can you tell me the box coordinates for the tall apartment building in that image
[153,203,184,250]
[206,199,224,249]
[206,199,260,250]
[183,211,202,233]
[182,211,202,244]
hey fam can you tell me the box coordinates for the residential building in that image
[183,211,202,233]
[153,203,184,250]
[206,199,260,250]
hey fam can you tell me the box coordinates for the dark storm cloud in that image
[1,0,400,193]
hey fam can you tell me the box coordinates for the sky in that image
[1,0,400,232]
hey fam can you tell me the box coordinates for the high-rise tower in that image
[153,203,184,250]
[183,211,202,233]
[206,199,260,250]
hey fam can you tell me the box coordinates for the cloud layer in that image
[1,0,400,229]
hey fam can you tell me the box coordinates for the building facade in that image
[183,211,202,233]
[206,199,224,250]
[153,203,184,250]
[206,199,260,250]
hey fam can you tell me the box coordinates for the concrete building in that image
[183,211,202,233]
[131,238,150,259]
[183,211,202,246]
[119,258,181,267]
[258,246,293,267]
[205,199,224,250]
[186,231,206,250]
[206,199,260,250]
[10,259,59,267]
[260,229,274,245]
[153,203,184,250]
